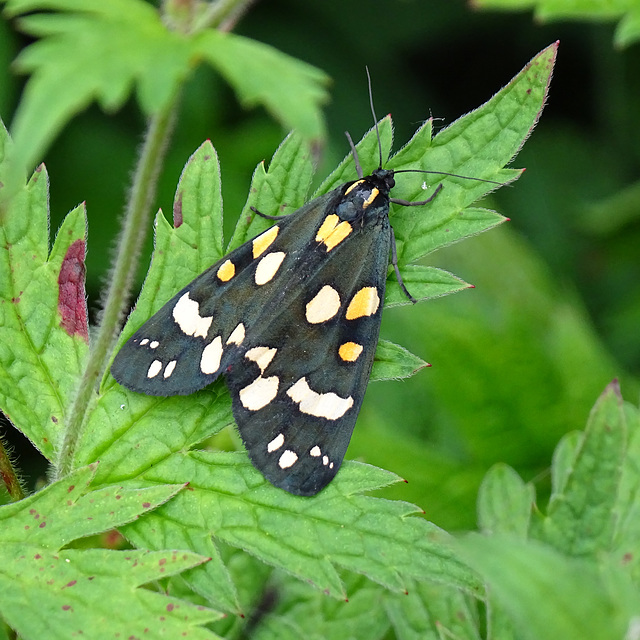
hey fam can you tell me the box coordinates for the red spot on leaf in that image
[174,193,183,228]
[62,604,72,611]
[68,484,75,493]
[142,502,151,508]
[39,521,46,528]
[63,580,77,589]
[166,603,175,612]
[58,239,88,341]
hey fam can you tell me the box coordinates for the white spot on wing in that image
[150,341,159,349]
[226,323,245,345]
[140,338,149,346]
[239,376,279,411]
[163,360,177,378]
[200,336,223,375]
[172,292,213,338]
[278,449,298,469]
[286,377,354,420]
[147,360,162,378]
[267,433,285,453]
[245,346,277,373]
[255,252,286,285]
[305,285,341,324]
[310,445,321,457]
[322,455,329,466]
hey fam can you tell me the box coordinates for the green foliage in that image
[1,0,638,636]
[474,0,640,47]
[459,381,640,640]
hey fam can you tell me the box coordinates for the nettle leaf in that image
[0,117,88,461]
[538,380,627,556]
[0,464,221,640]
[4,0,329,180]
[120,453,481,601]
[388,42,557,265]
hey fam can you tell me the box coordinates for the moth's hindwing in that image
[111,170,397,495]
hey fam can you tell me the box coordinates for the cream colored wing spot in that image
[345,287,380,320]
[286,377,354,420]
[139,338,149,346]
[217,259,235,282]
[245,346,277,373]
[252,226,279,259]
[239,375,279,411]
[338,341,363,362]
[200,336,223,375]
[305,285,341,324]
[255,252,286,285]
[226,323,245,346]
[309,445,321,457]
[278,449,298,469]
[150,341,159,349]
[147,360,162,378]
[172,292,213,338]
[322,455,329,466]
[267,433,285,453]
[163,360,177,378]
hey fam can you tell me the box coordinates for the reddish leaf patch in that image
[58,239,88,341]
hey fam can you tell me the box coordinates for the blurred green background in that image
[1,1,639,530]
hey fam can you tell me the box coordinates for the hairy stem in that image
[55,95,178,480]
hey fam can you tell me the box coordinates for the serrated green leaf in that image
[384,579,481,640]
[385,265,471,307]
[195,30,328,140]
[119,452,480,601]
[540,380,626,556]
[0,153,88,461]
[371,339,428,382]
[227,132,313,252]
[611,402,640,580]
[388,42,556,264]
[314,116,394,196]
[457,535,632,640]
[477,463,534,538]
[4,0,328,183]
[0,465,221,640]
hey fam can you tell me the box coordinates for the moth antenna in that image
[345,131,364,179]
[394,168,505,186]
[365,66,384,169]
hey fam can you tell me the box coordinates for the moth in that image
[111,82,495,496]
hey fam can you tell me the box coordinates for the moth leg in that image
[250,205,288,221]
[390,226,416,304]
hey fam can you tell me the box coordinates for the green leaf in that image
[120,452,481,601]
[4,0,328,182]
[473,0,640,48]
[227,132,314,252]
[384,579,481,640]
[457,535,634,640]
[388,42,557,265]
[384,265,472,307]
[371,339,428,382]
[0,118,88,461]
[0,464,222,640]
[539,380,626,556]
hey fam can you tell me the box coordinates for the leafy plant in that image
[5,1,627,638]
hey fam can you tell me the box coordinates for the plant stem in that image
[55,94,179,480]
[0,431,24,501]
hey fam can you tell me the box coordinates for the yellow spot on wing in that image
[338,342,363,362]
[345,287,380,320]
[363,187,379,208]
[252,226,279,258]
[315,215,352,251]
[217,259,235,282]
